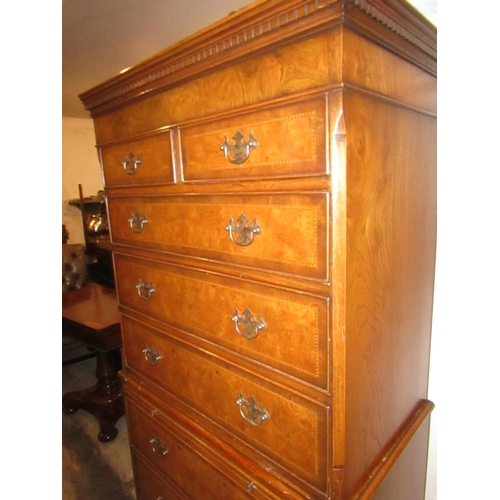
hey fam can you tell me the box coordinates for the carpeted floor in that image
[62,357,136,500]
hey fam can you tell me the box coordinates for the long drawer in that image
[115,254,328,387]
[132,452,186,500]
[107,192,328,279]
[99,130,174,187]
[122,315,329,491]
[179,94,327,182]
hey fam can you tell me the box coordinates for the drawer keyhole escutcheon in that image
[226,214,261,247]
[236,392,270,426]
[143,345,162,365]
[232,308,267,340]
[150,437,169,456]
[136,279,155,300]
[128,212,148,233]
[220,130,258,165]
[122,151,142,175]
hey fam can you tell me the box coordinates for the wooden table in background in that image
[62,283,124,442]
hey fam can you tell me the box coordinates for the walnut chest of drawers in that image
[80,1,437,498]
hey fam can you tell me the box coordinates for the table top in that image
[62,282,121,351]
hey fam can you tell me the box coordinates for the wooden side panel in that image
[370,416,431,500]
[342,90,436,497]
[342,29,437,114]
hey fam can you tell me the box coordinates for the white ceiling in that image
[62,0,437,119]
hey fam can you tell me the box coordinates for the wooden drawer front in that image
[133,452,186,500]
[108,193,328,279]
[115,257,328,388]
[100,131,174,187]
[122,317,329,491]
[180,95,327,181]
[128,400,254,500]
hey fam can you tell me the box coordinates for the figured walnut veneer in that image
[81,0,436,498]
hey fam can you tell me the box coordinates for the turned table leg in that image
[63,348,124,442]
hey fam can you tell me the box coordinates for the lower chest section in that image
[122,312,332,499]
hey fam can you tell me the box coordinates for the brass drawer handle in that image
[150,437,169,456]
[236,392,269,427]
[220,130,258,165]
[122,151,142,174]
[226,214,261,247]
[128,211,148,233]
[143,345,162,365]
[232,308,267,340]
[136,279,155,300]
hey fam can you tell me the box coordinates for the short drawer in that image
[180,94,327,181]
[122,317,329,491]
[107,192,328,279]
[115,255,328,388]
[99,130,174,187]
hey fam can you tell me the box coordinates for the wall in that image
[434,5,500,496]
[62,117,104,244]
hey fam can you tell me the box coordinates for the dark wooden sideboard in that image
[80,1,437,498]
[69,191,115,287]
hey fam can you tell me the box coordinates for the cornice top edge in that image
[349,0,436,57]
[80,0,436,114]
